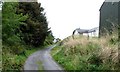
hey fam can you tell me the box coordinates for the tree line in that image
[2,2,54,47]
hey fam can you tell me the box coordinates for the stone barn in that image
[99,0,120,37]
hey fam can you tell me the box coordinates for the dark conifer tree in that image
[17,2,50,46]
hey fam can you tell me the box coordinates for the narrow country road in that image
[24,45,64,71]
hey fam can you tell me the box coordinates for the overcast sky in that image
[38,0,105,39]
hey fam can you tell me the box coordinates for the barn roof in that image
[105,0,120,2]
[99,0,120,11]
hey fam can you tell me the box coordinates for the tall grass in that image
[51,33,119,70]
[0,43,1,70]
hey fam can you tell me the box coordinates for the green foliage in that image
[2,2,28,44]
[2,44,42,70]
[2,45,24,70]
[44,31,54,45]
[2,3,28,70]
[17,2,50,47]
[2,2,54,46]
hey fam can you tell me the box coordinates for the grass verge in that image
[51,35,119,70]
[2,44,50,70]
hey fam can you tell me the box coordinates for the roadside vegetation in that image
[2,2,54,70]
[51,32,119,70]
[0,7,2,70]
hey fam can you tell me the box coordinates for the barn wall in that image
[99,2,118,37]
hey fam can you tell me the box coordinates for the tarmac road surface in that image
[24,45,64,71]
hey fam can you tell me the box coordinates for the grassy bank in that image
[51,35,119,70]
[0,39,2,71]
[2,44,48,70]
